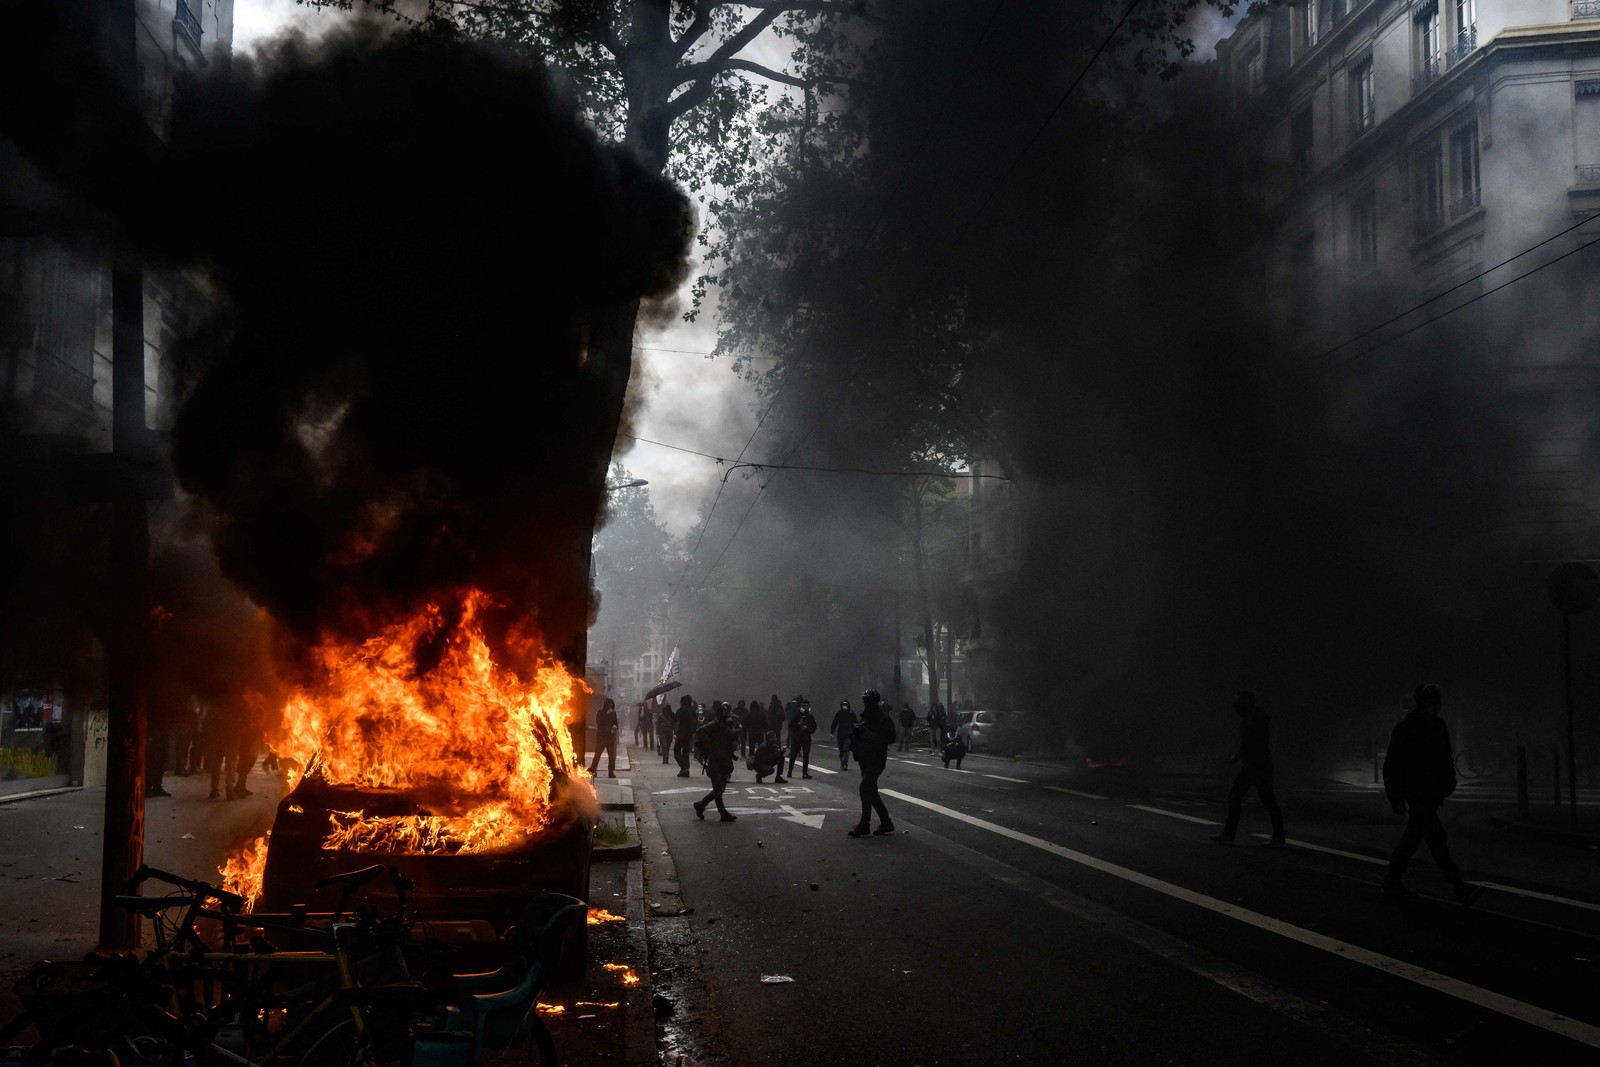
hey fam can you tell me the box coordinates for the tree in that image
[590,463,678,685]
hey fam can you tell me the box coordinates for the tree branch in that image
[693,57,865,91]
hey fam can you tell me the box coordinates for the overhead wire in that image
[690,0,1143,585]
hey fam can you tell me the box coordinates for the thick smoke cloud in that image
[2,7,693,669]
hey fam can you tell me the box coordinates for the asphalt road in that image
[634,742,1600,1066]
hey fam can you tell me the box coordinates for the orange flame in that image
[602,963,641,986]
[219,832,270,912]
[220,588,592,902]
[587,907,625,926]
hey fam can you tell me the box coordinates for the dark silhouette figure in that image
[1383,684,1482,905]
[928,704,947,752]
[733,699,749,755]
[742,699,766,763]
[768,694,785,747]
[897,704,916,752]
[1210,691,1286,846]
[656,703,675,764]
[693,706,738,822]
[589,697,619,778]
[942,734,967,769]
[635,701,653,749]
[831,700,857,770]
[673,695,698,777]
[788,699,816,778]
[752,731,786,784]
[848,690,896,837]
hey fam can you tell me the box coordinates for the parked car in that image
[955,709,1005,752]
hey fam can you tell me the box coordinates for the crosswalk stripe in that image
[1127,804,1221,826]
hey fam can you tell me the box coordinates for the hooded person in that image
[788,697,817,779]
[1382,684,1481,905]
[693,703,739,822]
[1208,691,1285,846]
[655,701,676,763]
[830,700,857,770]
[673,694,699,777]
[847,690,896,837]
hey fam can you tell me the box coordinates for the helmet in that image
[714,703,730,722]
[862,689,881,705]
[1414,683,1442,707]
[840,700,851,710]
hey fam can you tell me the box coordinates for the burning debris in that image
[587,907,626,926]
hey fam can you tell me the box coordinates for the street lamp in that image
[606,479,648,491]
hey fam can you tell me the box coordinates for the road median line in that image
[882,787,1600,1050]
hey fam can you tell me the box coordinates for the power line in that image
[1325,229,1600,368]
[615,431,729,462]
[719,460,1010,482]
[1312,211,1600,366]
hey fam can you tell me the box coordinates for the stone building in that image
[1217,0,1600,556]
[0,1,233,792]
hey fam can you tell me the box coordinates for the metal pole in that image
[1567,612,1579,829]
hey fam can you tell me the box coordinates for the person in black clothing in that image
[742,699,765,762]
[752,731,786,784]
[768,694,785,747]
[942,733,967,769]
[732,699,749,756]
[635,702,652,749]
[693,706,739,822]
[673,695,698,778]
[589,698,620,778]
[848,690,896,837]
[656,702,675,763]
[897,704,915,752]
[1210,691,1286,845]
[928,705,947,752]
[1382,684,1481,904]
[788,698,817,779]
[830,700,857,770]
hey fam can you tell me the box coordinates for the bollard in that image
[1516,745,1529,818]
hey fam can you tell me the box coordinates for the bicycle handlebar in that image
[124,864,246,912]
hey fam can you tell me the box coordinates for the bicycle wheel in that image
[294,1018,358,1067]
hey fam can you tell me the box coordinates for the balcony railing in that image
[1446,24,1477,66]
[173,0,204,60]
[1579,164,1600,183]
[1449,186,1482,219]
[1575,0,1600,19]
[1413,55,1441,95]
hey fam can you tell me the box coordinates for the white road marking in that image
[807,765,839,775]
[883,789,1600,1049]
[653,787,705,796]
[778,803,826,829]
[984,774,1030,784]
[1046,786,1110,800]
[1244,836,1600,914]
[1128,804,1221,826]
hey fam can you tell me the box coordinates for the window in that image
[1292,108,1314,182]
[1414,1,1441,92]
[1450,0,1477,63]
[1577,81,1600,183]
[1449,118,1480,216]
[1351,57,1375,134]
[1351,187,1379,268]
[1240,40,1264,96]
[1415,142,1445,235]
[1299,0,1319,54]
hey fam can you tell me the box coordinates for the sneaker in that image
[676,770,690,778]
[1455,883,1485,907]
[1262,838,1287,849]
[1208,834,1234,843]
[872,822,896,835]
[693,801,706,820]
[145,787,171,798]
[233,786,253,798]
[774,775,787,784]
[802,773,813,780]
[720,813,738,822]
[608,772,617,779]
[846,825,871,838]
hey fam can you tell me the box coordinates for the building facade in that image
[1218,0,1600,555]
[0,1,233,792]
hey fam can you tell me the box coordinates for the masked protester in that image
[693,705,739,822]
[1209,691,1286,846]
[1382,684,1482,905]
[752,731,786,784]
[897,703,916,752]
[588,697,619,779]
[673,695,698,778]
[656,702,675,764]
[847,690,896,838]
[788,698,816,779]
[831,700,857,770]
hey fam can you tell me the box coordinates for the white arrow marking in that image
[778,803,826,829]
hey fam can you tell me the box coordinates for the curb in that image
[0,785,81,806]
[592,811,642,862]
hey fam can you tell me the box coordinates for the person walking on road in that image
[928,704,947,752]
[1210,691,1286,846]
[768,694,785,748]
[733,699,750,756]
[897,703,915,752]
[1382,684,1482,905]
[831,700,857,770]
[693,705,738,822]
[656,702,675,764]
[848,690,896,838]
[742,699,765,762]
[589,697,619,778]
[788,698,816,779]
[673,695,698,778]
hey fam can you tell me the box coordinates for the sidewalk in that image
[0,757,659,1067]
